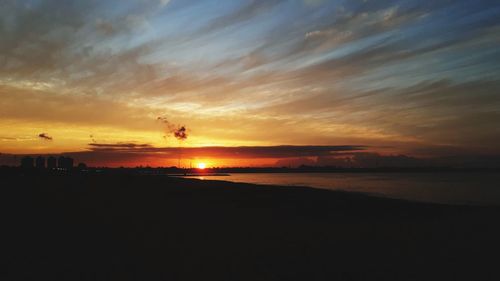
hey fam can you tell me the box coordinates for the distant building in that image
[20,156,34,169]
[47,156,57,169]
[58,156,74,170]
[77,163,87,170]
[35,156,46,169]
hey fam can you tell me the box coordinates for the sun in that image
[197,163,206,169]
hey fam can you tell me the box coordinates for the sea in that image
[184,172,500,206]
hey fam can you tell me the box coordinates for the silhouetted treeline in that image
[5,166,497,178]
[190,166,500,174]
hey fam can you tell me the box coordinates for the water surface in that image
[185,172,500,206]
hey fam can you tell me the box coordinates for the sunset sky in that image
[1,0,500,167]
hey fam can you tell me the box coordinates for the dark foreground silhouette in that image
[1,170,499,280]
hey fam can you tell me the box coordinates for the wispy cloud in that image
[196,0,285,34]
[1,0,500,157]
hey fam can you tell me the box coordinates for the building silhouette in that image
[18,155,77,170]
[35,156,46,169]
[21,156,34,169]
[58,156,74,170]
[47,156,57,169]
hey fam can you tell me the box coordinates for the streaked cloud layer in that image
[1,0,500,165]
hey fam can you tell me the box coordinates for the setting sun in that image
[197,163,206,169]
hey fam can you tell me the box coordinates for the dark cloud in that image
[310,153,427,168]
[4,148,499,169]
[38,133,53,141]
[86,143,366,158]
[275,157,316,167]
[273,152,431,168]
[36,143,367,167]
[157,117,188,141]
[278,152,500,169]
[88,143,154,150]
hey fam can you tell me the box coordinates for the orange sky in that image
[1,0,500,167]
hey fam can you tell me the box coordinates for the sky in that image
[1,0,500,167]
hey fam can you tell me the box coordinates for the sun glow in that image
[197,162,206,169]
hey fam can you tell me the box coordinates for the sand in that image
[1,171,499,280]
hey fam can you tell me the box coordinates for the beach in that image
[2,171,500,280]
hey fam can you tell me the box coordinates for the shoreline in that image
[176,175,436,206]
[176,173,500,207]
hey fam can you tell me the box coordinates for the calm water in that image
[185,172,500,206]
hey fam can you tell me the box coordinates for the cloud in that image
[279,153,429,168]
[157,117,188,141]
[0,136,36,142]
[0,84,165,132]
[197,0,285,34]
[159,0,171,8]
[1,0,500,158]
[38,133,53,141]
[275,157,317,167]
[218,2,430,73]
[88,143,154,150]
[41,143,367,167]
[303,0,326,6]
[86,143,366,158]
